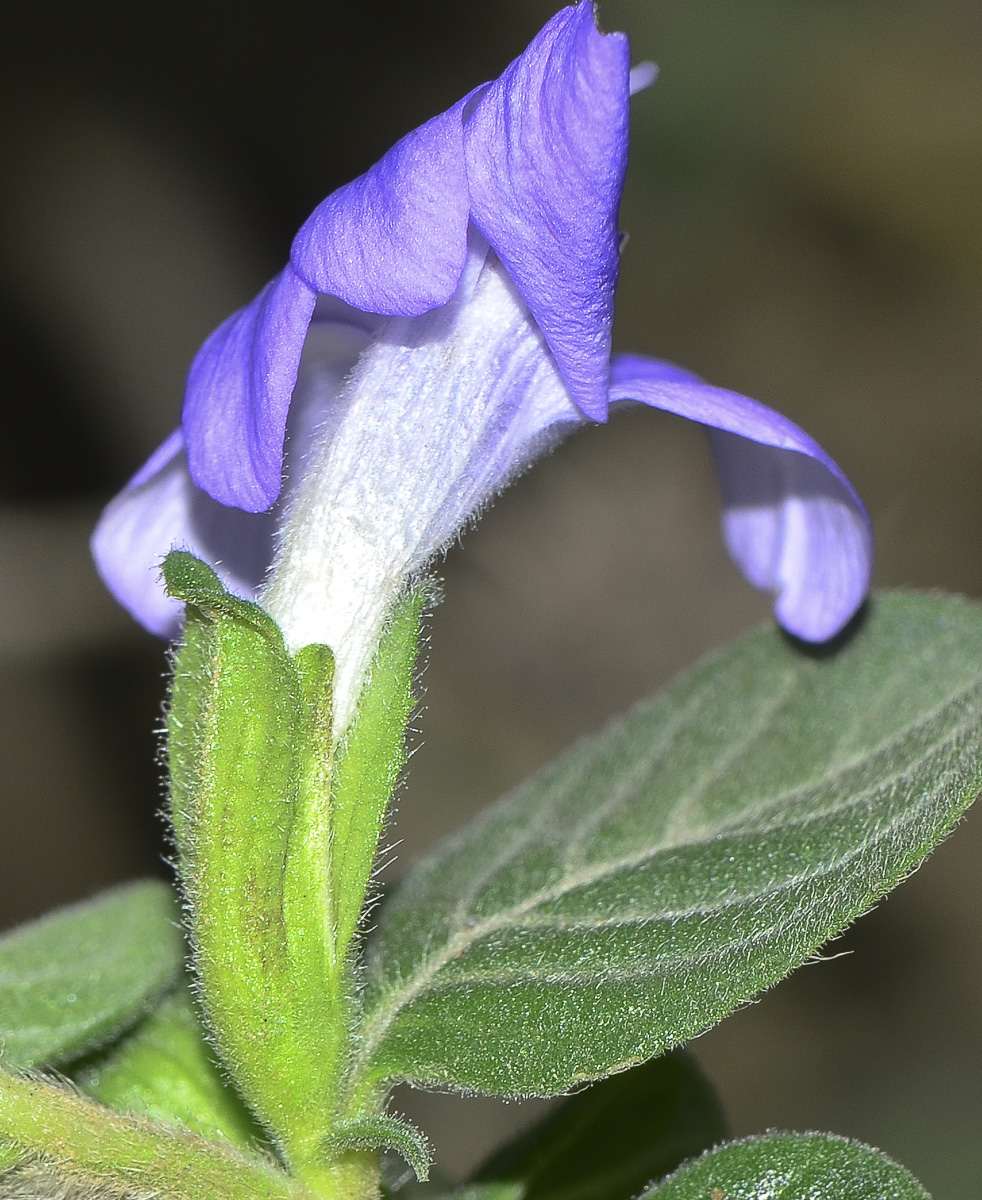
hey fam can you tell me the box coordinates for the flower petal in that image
[264,239,583,728]
[464,1,630,420]
[291,101,472,316]
[95,319,373,635]
[90,429,276,637]
[629,62,658,94]
[609,353,873,641]
[183,266,317,511]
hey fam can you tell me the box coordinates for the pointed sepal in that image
[165,552,346,1166]
[163,553,425,1182]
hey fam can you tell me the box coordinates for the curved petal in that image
[91,430,186,636]
[90,430,277,637]
[263,241,583,728]
[609,353,873,641]
[464,1,630,420]
[291,100,472,316]
[96,319,373,636]
[183,266,317,512]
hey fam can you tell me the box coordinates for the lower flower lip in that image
[609,355,872,643]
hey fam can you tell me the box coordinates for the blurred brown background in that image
[1,0,980,1195]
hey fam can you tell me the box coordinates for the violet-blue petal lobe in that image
[183,266,317,512]
[629,62,658,94]
[96,313,371,636]
[91,428,276,636]
[91,430,187,636]
[464,1,630,420]
[609,353,873,641]
[291,102,471,316]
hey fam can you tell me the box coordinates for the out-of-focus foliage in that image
[0,881,181,1068]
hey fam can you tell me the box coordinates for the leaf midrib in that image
[353,692,979,1085]
[440,667,982,936]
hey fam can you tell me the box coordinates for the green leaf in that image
[353,592,982,1097]
[0,880,184,1069]
[325,1115,431,1182]
[475,1052,725,1200]
[646,1132,930,1199]
[74,985,267,1151]
[0,1068,296,1200]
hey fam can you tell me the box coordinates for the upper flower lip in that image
[184,1,630,515]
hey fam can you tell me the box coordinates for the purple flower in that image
[92,2,872,729]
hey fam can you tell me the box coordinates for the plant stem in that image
[292,1147,380,1200]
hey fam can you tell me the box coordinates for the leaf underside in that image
[355,592,982,1096]
[645,1132,930,1199]
[0,880,183,1070]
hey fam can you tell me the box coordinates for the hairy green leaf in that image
[325,1115,430,1182]
[75,986,267,1151]
[475,1052,725,1200]
[0,881,183,1069]
[646,1132,929,1199]
[0,1069,295,1200]
[355,593,982,1096]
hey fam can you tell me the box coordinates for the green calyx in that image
[163,551,426,1191]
